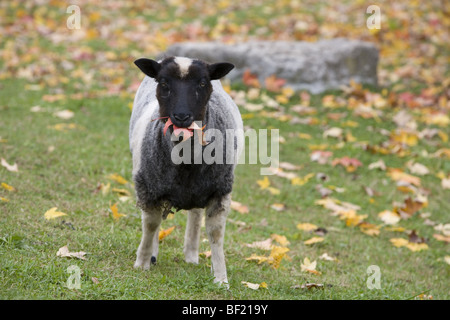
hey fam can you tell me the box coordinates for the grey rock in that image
[161,39,379,93]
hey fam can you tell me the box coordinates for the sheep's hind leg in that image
[205,194,231,286]
[184,208,203,264]
[134,208,162,270]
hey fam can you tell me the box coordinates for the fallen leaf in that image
[265,74,286,92]
[230,200,249,214]
[271,234,290,246]
[390,238,409,247]
[323,127,343,139]
[110,203,126,220]
[54,109,74,119]
[159,226,175,241]
[319,253,337,261]
[331,157,363,172]
[297,223,318,231]
[108,173,128,185]
[387,169,421,186]
[91,277,100,284]
[433,234,450,243]
[1,182,16,192]
[304,237,324,245]
[368,159,386,171]
[56,245,86,260]
[291,173,314,186]
[242,69,260,88]
[270,203,285,211]
[245,238,273,250]
[1,158,19,172]
[301,257,321,275]
[378,210,401,225]
[44,207,67,220]
[241,281,267,290]
[257,176,270,189]
[406,162,429,176]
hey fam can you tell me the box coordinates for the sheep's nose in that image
[173,113,190,122]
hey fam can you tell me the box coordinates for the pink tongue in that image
[163,118,194,141]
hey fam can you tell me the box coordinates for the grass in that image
[1,77,449,300]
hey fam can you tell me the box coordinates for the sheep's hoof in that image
[151,256,157,265]
[134,257,151,270]
[214,278,229,289]
[184,254,199,264]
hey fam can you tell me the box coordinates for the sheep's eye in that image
[159,82,170,97]
[199,81,206,88]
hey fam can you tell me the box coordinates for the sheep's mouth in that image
[153,117,208,145]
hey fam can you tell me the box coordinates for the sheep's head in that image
[134,56,234,128]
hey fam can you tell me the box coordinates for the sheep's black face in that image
[134,56,234,128]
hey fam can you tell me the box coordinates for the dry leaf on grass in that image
[159,226,175,241]
[57,245,86,260]
[1,158,18,172]
[44,207,67,220]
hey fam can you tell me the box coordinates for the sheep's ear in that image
[208,62,234,80]
[134,58,161,78]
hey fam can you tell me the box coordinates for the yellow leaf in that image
[44,207,67,220]
[390,238,409,247]
[110,203,126,220]
[267,187,280,195]
[1,182,16,192]
[112,188,131,196]
[257,176,270,189]
[159,226,175,241]
[246,254,269,264]
[359,223,380,236]
[405,243,429,252]
[385,226,406,232]
[1,197,10,202]
[291,173,314,186]
[304,237,324,245]
[108,173,128,185]
[298,133,312,140]
[271,234,290,246]
[296,223,318,231]
[268,246,290,269]
[387,169,421,186]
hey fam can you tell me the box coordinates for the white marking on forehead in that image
[174,57,193,78]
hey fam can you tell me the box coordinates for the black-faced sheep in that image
[130,56,243,285]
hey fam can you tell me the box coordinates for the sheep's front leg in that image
[205,194,231,286]
[134,208,162,270]
[184,208,203,264]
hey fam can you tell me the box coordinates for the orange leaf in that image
[242,69,260,88]
[265,74,286,93]
[159,226,175,241]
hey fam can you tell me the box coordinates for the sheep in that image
[129,56,243,285]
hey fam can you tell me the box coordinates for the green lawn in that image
[0,0,449,300]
